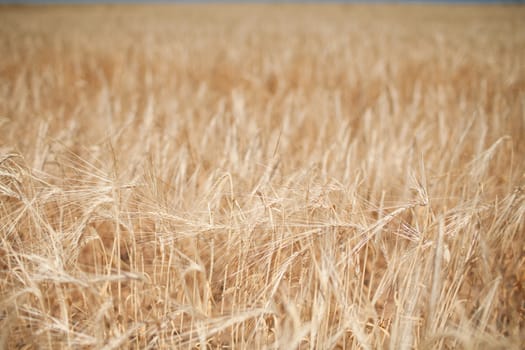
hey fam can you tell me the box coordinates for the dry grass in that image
[0,4,524,349]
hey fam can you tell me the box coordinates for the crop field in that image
[0,4,524,349]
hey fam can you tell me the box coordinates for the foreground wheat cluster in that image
[0,4,524,349]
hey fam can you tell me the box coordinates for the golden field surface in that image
[0,4,524,349]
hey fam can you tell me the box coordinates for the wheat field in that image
[0,4,524,349]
